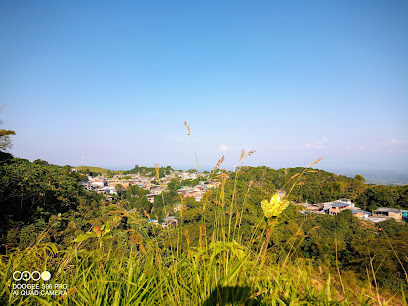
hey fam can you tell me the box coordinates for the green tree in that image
[115,184,127,199]
[0,129,15,151]
[354,174,365,182]
[167,178,181,191]
[0,106,15,152]
[33,159,49,166]
[0,158,104,250]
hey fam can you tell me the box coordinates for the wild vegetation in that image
[0,125,407,305]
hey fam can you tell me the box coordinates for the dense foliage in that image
[0,157,103,252]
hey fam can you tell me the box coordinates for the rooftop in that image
[330,202,351,208]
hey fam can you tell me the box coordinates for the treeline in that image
[236,166,408,210]
[356,185,408,211]
[124,165,173,178]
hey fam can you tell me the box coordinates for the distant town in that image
[77,169,218,202]
[76,168,407,227]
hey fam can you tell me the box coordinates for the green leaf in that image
[73,233,90,243]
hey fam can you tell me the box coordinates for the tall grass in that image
[3,234,398,305]
[0,237,362,305]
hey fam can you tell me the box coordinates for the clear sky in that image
[1,0,407,171]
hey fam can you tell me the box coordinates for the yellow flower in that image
[261,194,289,218]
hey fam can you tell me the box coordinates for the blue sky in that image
[1,0,407,171]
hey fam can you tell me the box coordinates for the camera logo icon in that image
[13,271,51,281]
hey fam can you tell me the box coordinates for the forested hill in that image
[0,157,103,252]
[235,166,408,210]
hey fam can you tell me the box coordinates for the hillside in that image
[0,158,407,305]
[73,166,110,173]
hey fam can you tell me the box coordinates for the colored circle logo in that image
[41,271,51,281]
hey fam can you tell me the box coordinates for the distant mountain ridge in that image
[329,169,408,186]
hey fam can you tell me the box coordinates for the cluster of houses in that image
[298,198,408,223]
[79,169,219,204]
[147,216,178,228]
[145,177,219,204]
[78,168,407,226]
[177,181,218,200]
[77,169,222,228]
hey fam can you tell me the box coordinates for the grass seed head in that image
[239,149,245,163]
[179,194,184,204]
[184,229,190,245]
[309,157,324,167]
[155,163,160,181]
[212,156,225,176]
[184,121,191,136]
[214,200,224,208]
[290,173,300,180]
[144,210,151,219]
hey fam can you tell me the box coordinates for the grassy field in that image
[74,166,109,173]
[73,166,126,174]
